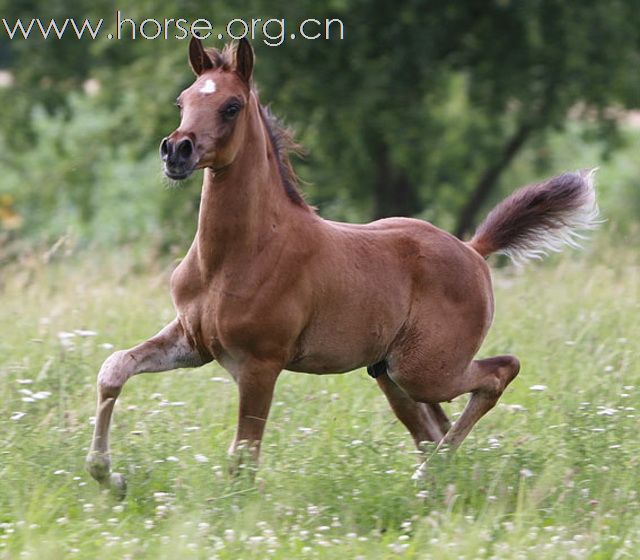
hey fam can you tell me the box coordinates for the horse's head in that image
[160,37,254,180]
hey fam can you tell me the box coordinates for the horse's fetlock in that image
[227,440,260,478]
[86,453,111,482]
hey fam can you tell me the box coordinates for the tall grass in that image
[0,237,638,559]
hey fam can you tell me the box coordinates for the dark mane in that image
[205,44,308,208]
[257,104,308,208]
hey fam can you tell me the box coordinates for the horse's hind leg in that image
[440,355,520,450]
[412,355,520,479]
[429,402,452,435]
[85,319,209,496]
[376,371,451,448]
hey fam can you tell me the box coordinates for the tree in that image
[1,0,639,245]
[259,0,640,232]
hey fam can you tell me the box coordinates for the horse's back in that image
[323,216,490,297]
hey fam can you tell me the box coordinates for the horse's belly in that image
[285,311,402,374]
[286,352,368,374]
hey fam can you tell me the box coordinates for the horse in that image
[86,37,598,497]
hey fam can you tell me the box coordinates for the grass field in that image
[0,238,638,559]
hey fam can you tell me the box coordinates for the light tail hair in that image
[469,169,600,265]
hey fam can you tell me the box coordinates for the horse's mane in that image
[205,44,308,208]
[257,104,307,207]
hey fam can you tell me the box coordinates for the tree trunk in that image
[373,142,419,219]
[454,122,534,239]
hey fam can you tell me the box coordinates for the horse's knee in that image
[97,350,131,397]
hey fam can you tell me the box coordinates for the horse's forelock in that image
[204,47,232,71]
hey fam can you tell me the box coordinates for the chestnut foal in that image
[86,38,598,496]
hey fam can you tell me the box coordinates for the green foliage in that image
[0,0,639,248]
[0,93,200,248]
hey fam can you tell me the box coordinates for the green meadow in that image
[1,238,637,559]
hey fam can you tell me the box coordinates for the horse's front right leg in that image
[226,361,281,478]
[85,318,209,496]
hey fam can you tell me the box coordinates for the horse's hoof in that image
[108,472,127,500]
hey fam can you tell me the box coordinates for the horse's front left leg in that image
[85,318,209,496]
[227,362,281,477]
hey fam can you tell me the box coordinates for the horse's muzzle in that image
[160,136,196,180]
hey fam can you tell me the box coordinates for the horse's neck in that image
[195,105,297,273]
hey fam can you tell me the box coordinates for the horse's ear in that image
[235,38,254,83]
[189,36,214,75]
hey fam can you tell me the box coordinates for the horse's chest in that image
[171,265,288,362]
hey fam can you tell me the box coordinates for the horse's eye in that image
[222,103,241,119]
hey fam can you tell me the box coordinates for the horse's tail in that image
[468,170,600,264]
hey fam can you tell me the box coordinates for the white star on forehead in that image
[199,79,217,94]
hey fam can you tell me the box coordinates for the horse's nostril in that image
[159,137,171,160]
[176,139,193,160]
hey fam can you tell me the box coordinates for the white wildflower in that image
[530,385,547,391]
[57,331,75,339]
[597,407,616,416]
[74,329,98,337]
[224,529,236,542]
